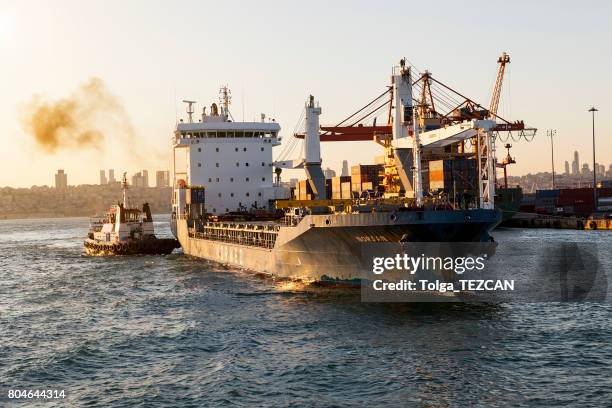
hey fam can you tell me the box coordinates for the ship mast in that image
[219,85,233,121]
[122,172,129,208]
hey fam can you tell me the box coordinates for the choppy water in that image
[1,217,611,407]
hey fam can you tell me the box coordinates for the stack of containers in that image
[428,159,477,193]
[296,180,313,201]
[557,188,595,216]
[331,176,352,199]
[535,189,560,214]
[351,165,383,194]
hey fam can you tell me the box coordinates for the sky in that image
[0,0,610,187]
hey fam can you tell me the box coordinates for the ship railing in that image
[189,229,277,249]
[188,220,280,249]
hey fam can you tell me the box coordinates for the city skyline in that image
[1,1,610,188]
[46,168,172,189]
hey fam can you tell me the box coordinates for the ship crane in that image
[284,56,536,209]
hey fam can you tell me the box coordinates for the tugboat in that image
[84,173,179,256]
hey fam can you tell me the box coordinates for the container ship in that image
[171,56,535,283]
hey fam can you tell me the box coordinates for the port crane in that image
[278,54,536,209]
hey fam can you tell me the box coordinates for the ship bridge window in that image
[209,132,216,138]
[218,132,226,138]
[235,131,244,138]
[227,131,234,137]
[244,131,253,138]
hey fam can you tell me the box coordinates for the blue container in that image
[536,189,560,199]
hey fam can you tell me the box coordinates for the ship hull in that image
[84,238,180,256]
[176,209,501,282]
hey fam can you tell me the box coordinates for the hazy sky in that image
[0,0,610,187]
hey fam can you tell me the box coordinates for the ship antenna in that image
[219,85,233,121]
[182,100,196,123]
[122,172,129,208]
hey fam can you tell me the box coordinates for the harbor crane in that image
[279,54,536,208]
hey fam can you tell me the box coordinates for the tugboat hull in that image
[84,238,179,256]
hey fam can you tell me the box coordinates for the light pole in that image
[589,107,598,206]
[547,129,556,189]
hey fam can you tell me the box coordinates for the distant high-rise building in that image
[598,164,606,176]
[156,170,170,187]
[581,163,590,176]
[55,170,68,191]
[108,169,116,184]
[564,161,570,175]
[324,167,336,179]
[142,170,149,188]
[132,171,144,187]
[341,160,349,177]
[99,169,107,185]
[572,151,580,175]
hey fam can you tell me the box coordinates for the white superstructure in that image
[172,88,285,215]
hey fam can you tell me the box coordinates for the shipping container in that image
[297,180,313,201]
[341,182,351,199]
[535,189,560,199]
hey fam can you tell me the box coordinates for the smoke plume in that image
[22,77,132,152]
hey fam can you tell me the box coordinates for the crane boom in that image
[489,52,510,118]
